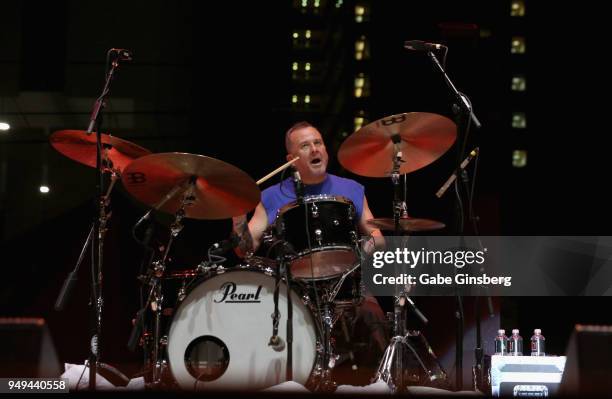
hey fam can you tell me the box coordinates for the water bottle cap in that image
[498,329,505,334]
[512,329,520,334]
[534,328,541,334]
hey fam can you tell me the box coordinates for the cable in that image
[469,149,480,236]
[74,360,90,391]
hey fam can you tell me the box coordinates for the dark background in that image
[0,0,610,387]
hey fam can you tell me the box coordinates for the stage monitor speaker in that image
[0,318,61,378]
[560,324,612,395]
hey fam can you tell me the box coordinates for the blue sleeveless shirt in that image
[261,174,365,225]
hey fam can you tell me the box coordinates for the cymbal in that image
[50,130,151,173]
[121,152,260,220]
[367,217,445,232]
[338,112,457,177]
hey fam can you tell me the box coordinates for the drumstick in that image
[256,157,300,185]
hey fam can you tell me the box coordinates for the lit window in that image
[355,36,368,60]
[354,73,369,97]
[305,62,311,71]
[355,76,365,89]
[511,36,526,54]
[304,95,311,104]
[355,40,365,52]
[292,62,299,71]
[511,76,526,92]
[292,95,299,104]
[355,4,368,23]
[354,116,365,130]
[314,0,320,7]
[292,32,299,39]
[511,0,526,17]
[302,0,308,7]
[512,150,527,168]
[512,112,527,129]
[335,0,343,8]
[305,30,312,39]
[39,185,50,194]
[0,122,10,131]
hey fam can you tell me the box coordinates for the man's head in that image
[285,121,329,184]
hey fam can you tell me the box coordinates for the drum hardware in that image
[373,291,433,392]
[127,179,197,387]
[274,195,360,280]
[167,266,317,391]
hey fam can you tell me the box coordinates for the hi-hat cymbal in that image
[338,112,457,177]
[50,130,151,173]
[121,152,260,220]
[367,217,445,232]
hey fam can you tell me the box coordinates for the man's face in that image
[286,126,329,182]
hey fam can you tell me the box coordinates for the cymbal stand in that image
[390,137,405,233]
[373,142,430,392]
[53,159,120,389]
[55,163,119,311]
[128,179,194,386]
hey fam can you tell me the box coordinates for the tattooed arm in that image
[232,202,268,258]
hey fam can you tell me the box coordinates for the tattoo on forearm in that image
[234,219,254,254]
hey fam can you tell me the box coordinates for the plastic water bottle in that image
[494,329,509,355]
[509,329,523,356]
[530,328,545,356]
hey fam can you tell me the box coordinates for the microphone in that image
[292,167,304,203]
[268,335,286,352]
[404,40,446,52]
[209,234,240,255]
[435,148,479,198]
[110,48,133,61]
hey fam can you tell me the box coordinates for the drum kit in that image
[50,111,458,392]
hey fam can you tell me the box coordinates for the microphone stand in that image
[424,48,481,392]
[55,49,127,391]
[459,152,494,392]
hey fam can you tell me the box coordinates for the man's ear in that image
[286,154,294,162]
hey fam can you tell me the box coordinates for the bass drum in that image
[167,265,318,391]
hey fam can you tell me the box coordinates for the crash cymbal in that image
[50,130,151,173]
[338,112,457,177]
[367,217,445,232]
[121,152,260,220]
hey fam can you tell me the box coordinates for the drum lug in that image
[332,219,340,226]
[160,335,168,346]
[328,353,340,369]
[315,229,323,245]
[177,285,187,302]
[311,203,319,218]
[263,266,274,276]
[350,230,358,243]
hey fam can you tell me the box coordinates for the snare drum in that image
[274,195,359,280]
[167,262,318,391]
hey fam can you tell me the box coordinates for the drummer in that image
[232,121,387,352]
